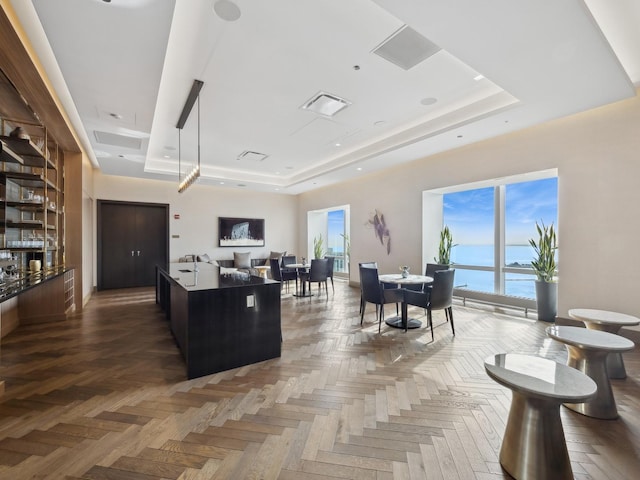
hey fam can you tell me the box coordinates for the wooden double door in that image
[98,200,169,290]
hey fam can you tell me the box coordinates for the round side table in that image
[546,325,635,419]
[568,308,639,379]
[485,353,596,480]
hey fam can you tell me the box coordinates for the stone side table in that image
[568,308,639,379]
[485,353,596,480]
[546,325,634,419]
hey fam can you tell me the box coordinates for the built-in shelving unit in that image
[0,101,64,280]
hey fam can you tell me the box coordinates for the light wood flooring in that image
[0,280,639,479]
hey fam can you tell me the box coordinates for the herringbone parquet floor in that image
[0,280,639,479]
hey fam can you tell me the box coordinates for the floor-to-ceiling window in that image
[445,186,495,292]
[307,205,350,276]
[432,172,557,305]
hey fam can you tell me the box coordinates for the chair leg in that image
[360,303,366,325]
[330,277,334,292]
[379,305,384,333]
[428,309,434,341]
[448,307,455,335]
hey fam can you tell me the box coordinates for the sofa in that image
[178,252,274,277]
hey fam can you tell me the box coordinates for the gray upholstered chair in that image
[359,264,403,332]
[324,255,335,292]
[403,269,455,339]
[304,258,329,296]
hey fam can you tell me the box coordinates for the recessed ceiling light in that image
[213,0,241,22]
[474,74,485,81]
[275,188,280,191]
[164,155,170,158]
[335,143,341,147]
[357,167,362,171]
[275,171,280,175]
[219,181,225,185]
[420,97,437,106]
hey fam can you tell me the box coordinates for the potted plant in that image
[340,233,350,274]
[529,220,558,322]
[435,225,455,264]
[313,234,325,259]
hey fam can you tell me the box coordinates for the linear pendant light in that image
[177,79,204,193]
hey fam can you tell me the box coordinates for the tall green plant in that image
[529,221,557,282]
[435,225,455,264]
[313,234,325,259]
[340,233,350,260]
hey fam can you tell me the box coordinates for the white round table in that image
[546,325,635,419]
[288,263,312,297]
[485,353,596,480]
[568,308,639,379]
[378,274,433,329]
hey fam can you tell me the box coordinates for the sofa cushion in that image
[265,250,285,266]
[197,253,211,262]
[234,252,251,269]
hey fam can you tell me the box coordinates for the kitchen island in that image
[156,262,281,379]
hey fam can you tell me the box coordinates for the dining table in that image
[287,263,312,297]
[378,273,433,329]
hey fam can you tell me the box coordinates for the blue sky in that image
[444,177,558,245]
[327,209,345,253]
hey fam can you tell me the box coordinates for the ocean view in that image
[450,245,538,299]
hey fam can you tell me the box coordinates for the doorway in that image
[97,200,169,290]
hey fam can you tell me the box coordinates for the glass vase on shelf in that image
[400,265,410,278]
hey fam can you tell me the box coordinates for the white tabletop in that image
[568,309,640,327]
[484,353,597,402]
[378,274,433,285]
[546,325,635,352]
[287,263,309,269]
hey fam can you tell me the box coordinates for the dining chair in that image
[358,262,377,314]
[403,269,455,339]
[305,258,329,296]
[359,264,404,333]
[270,258,297,293]
[324,255,335,292]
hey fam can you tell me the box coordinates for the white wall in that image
[93,172,298,286]
[299,91,640,318]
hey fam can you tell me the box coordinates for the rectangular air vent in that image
[94,130,143,149]
[373,25,441,70]
[237,150,269,162]
[300,91,351,117]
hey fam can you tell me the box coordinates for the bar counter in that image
[156,262,281,379]
[0,266,72,302]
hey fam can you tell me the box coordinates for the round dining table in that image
[287,263,312,297]
[378,273,433,329]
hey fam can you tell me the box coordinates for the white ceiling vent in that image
[237,150,269,162]
[373,25,441,70]
[300,91,351,117]
[94,130,143,149]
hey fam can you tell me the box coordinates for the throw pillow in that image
[197,253,211,262]
[234,252,251,269]
[266,250,284,265]
[210,259,219,267]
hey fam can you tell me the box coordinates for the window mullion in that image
[494,185,505,294]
